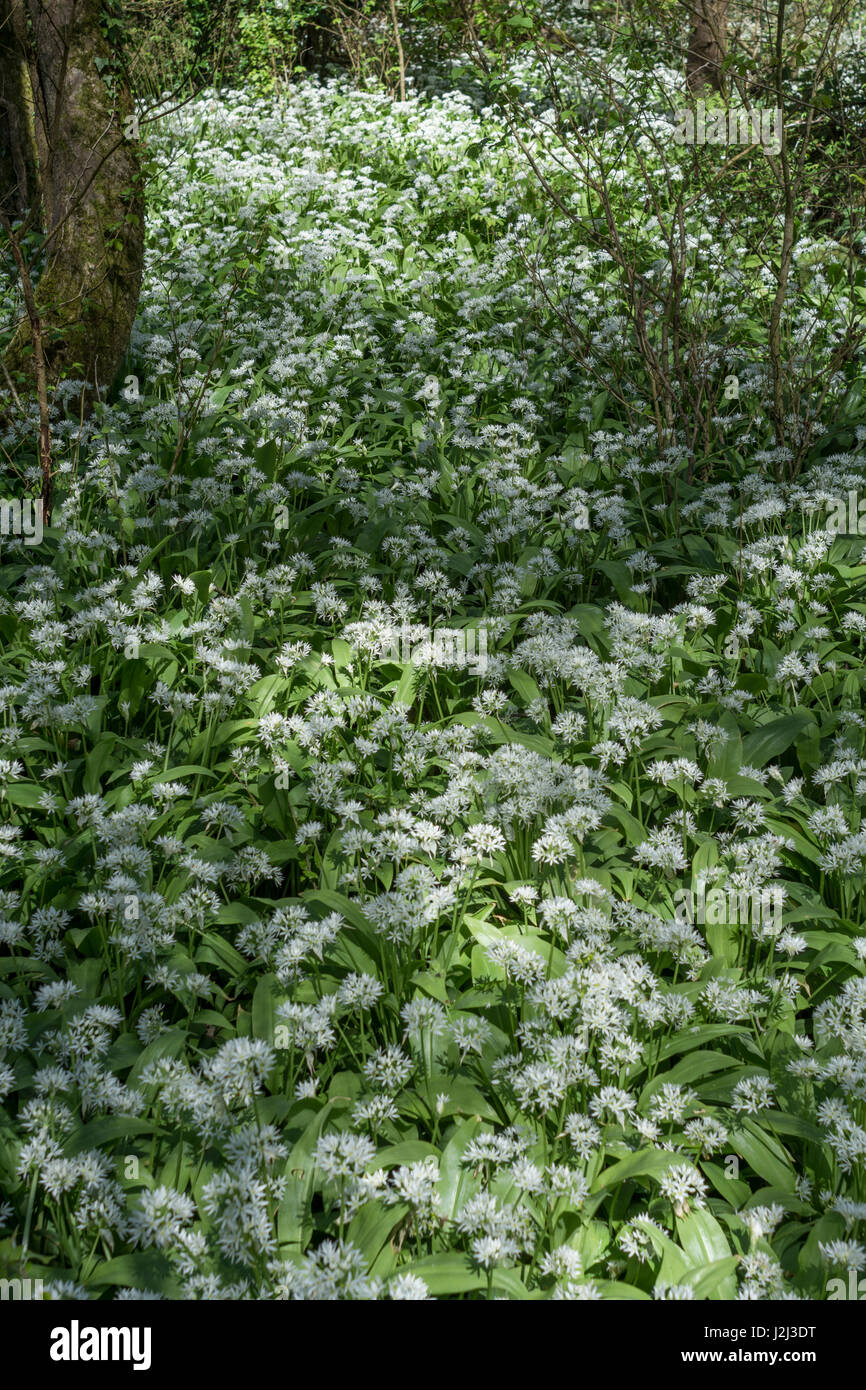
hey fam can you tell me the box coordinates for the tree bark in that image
[686,0,729,94]
[0,0,40,217]
[2,0,144,398]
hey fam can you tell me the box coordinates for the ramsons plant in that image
[0,58,865,1300]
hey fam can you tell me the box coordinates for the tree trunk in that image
[2,0,143,398]
[0,0,40,218]
[686,0,729,94]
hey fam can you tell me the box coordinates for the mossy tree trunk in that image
[2,0,143,398]
[685,0,729,94]
[0,0,40,218]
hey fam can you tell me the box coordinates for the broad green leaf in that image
[436,1119,483,1223]
[402,1253,529,1298]
[676,1211,736,1292]
[592,1149,682,1192]
[348,1200,409,1272]
[741,713,816,768]
[372,1141,440,1169]
[681,1255,740,1300]
[65,1117,155,1156]
[89,1252,179,1295]
[730,1120,797,1189]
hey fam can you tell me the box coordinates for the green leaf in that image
[89,1251,179,1294]
[656,1025,750,1062]
[373,1141,440,1169]
[741,713,816,768]
[278,1100,349,1250]
[730,1120,796,1188]
[252,974,277,1044]
[126,1028,186,1087]
[592,1149,682,1192]
[681,1255,741,1300]
[215,902,262,926]
[348,1200,409,1273]
[676,1211,736,1295]
[65,1117,155,1156]
[639,1050,741,1100]
[589,1279,650,1300]
[151,764,218,783]
[402,1253,529,1298]
[436,1119,483,1222]
[637,1221,692,1284]
[4,783,43,808]
[393,664,417,707]
[196,932,248,979]
[507,670,542,706]
[301,888,372,936]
